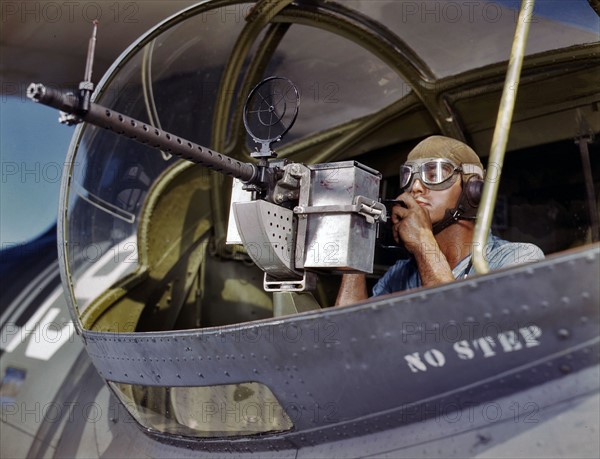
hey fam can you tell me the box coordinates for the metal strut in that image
[472,0,536,274]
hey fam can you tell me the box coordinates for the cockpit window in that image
[109,381,293,437]
[260,24,410,143]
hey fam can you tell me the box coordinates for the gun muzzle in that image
[27,83,79,113]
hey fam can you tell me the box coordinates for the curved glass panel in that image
[65,4,255,314]
[109,381,293,437]
[343,0,599,77]
[261,24,410,143]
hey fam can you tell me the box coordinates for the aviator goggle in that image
[400,158,482,191]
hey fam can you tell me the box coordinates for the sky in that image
[0,96,73,247]
[497,0,600,33]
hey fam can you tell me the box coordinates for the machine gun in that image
[27,23,386,313]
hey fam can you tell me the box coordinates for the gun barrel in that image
[27,83,258,183]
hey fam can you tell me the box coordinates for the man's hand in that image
[391,192,434,253]
[391,192,454,287]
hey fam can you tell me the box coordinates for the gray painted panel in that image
[80,245,599,447]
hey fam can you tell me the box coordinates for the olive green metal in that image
[273,291,321,317]
[141,39,171,161]
[472,0,536,274]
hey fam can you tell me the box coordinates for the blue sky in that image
[0,96,73,246]
[497,0,599,33]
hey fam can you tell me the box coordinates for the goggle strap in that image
[461,163,484,177]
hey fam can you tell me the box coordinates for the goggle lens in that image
[422,161,455,184]
[400,160,459,189]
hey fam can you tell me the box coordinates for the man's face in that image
[405,175,462,224]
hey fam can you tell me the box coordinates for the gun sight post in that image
[83,20,98,84]
[75,20,99,117]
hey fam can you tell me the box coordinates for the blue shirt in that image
[372,234,544,297]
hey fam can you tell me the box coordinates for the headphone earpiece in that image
[464,175,483,207]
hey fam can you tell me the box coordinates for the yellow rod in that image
[472,0,536,274]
